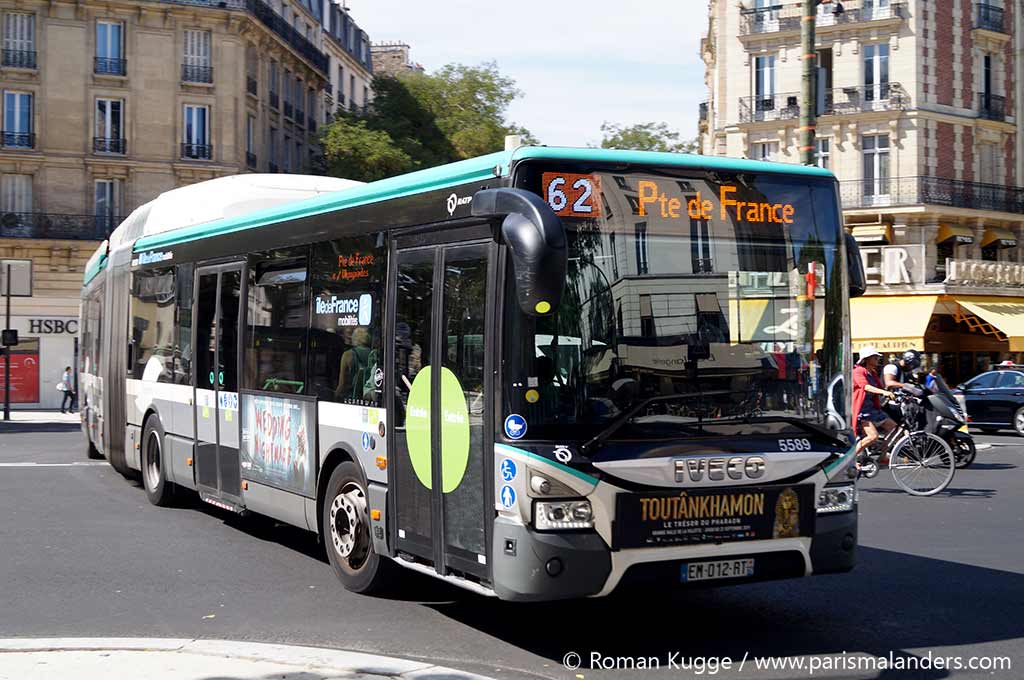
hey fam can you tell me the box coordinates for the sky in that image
[343,0,705,148]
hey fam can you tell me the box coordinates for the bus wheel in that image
[141,418,174,507]
[323,462,391,594]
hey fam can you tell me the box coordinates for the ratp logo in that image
[446,193,471,216]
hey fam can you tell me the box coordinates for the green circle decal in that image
[406,369,433,489]
[404,366,471,493]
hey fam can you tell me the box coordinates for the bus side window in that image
[244,248,310,395]
[307,233,387,405]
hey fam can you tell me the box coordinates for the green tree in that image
[317,61,536,180]
[319,118,413,182]
[599,121,697,153]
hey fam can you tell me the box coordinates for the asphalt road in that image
[1,424,1022,679]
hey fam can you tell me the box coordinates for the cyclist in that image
[853,346,897,463]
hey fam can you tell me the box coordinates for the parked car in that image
[954,369,1024,436]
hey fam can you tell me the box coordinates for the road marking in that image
[0,462,107,467]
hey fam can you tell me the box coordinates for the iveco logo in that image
[674,456,767,483]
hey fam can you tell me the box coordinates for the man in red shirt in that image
[853,346,896,463]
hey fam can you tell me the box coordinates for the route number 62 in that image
[778,438,812,452]
[542,172,602,218]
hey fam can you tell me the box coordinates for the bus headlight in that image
[817,484,856,514]
[534,500,594,530]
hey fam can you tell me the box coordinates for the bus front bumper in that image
[490,509,856,602]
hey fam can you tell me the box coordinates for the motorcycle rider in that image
[883,349,923,391]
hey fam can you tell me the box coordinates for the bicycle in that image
[857,391,956,496]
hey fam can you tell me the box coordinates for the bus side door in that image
[390,230,495,581]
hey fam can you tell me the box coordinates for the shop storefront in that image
[2,316,79,410]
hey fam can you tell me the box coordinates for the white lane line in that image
[0,462,107,467]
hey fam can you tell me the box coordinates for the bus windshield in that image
[504,167,848,443]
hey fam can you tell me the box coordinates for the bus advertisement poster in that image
[240,392,316,497]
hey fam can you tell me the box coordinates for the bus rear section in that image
[484,163,859,600]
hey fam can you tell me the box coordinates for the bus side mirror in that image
[845,233,866,298]
[472,187,567,316]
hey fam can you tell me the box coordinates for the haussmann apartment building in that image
[701,0,1024,384]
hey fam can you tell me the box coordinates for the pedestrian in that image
[59,366,75,413]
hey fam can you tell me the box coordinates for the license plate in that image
[681,558,755,582]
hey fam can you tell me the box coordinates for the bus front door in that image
[391,238,493,581]
[193,264,243,508]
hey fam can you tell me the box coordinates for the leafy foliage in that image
[317,62,535,181]
[599,121,697,154]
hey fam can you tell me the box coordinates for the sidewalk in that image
[0,638,497,680]
[1,409,80,424]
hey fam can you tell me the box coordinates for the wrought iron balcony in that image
[739,93,800,123]
[93,137,126,154]
[840,176,1024,215]
[94,57,126,76]
[979,93,1007,121]
[246,151,257,168]
[975,3,1005,32]
[2,132,34,148]
[269,91,280,109]
[181,143,212,160]
[284,101,293,118]
[740,0,905,36]
[0,212,125,240]
[247,76,258,96]
[2,49,36,69]
[158,0,328,75]
[182,64,213,84]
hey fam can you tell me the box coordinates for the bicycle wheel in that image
[889,432,955,496]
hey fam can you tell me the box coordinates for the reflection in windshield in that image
[505,170,847,441]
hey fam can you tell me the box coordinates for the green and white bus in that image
[79,145,866,601]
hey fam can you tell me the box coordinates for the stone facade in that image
[370,42,424,78]
[701,0,1024,382]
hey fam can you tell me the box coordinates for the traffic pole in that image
[4,263,11,421]
[799,0,818,166]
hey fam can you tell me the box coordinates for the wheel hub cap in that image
[330,483,367,559]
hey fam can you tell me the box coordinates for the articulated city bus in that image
[79,146,866,601]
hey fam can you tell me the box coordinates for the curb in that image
[0,638,497,679]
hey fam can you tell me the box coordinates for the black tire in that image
[86,433,103,460]
[141,417,174,506]
[1014,407,1024,437]
[322,461,392,594]
[953,437,977,468]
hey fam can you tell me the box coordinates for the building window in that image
[635,221,649,275]
[864,43,890,100]
[751,141,778,160]
[363,85,369,109]
[294,76,303,118]
[935,240,954,281]
[269,60,280,108]
[182,29,212,83]
[95,21,124,75]
[639,294,655,337]
[816,138,830,169]
[691,216,713,273]
[2,91,32,148]
[269,126,278,171]
[283,68,293,116]
[129,267,176,382]
[337,65,345,105]
[3,12,35,69]
[754,55,775,108]
[295,141,302,171]
[95,179,120,231]
[283,134,291,172]
[1,173,31,215]
[182,104,210,159]
[982,243,1000,261]
[246,115,256,168]
[862,134,890,198]
[349,74,356,109]
[94,98,124,154]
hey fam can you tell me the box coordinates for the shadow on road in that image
[859,486,997,499]
[422,546,1024,676]
[964,462,1017,471]
[0,422,82,434]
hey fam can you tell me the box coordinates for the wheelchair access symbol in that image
[500,459,517,482]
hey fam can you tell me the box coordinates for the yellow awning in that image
[849,295,938,353]
[937,224,975,245]
[850,224,892,244]
[981,227,1018,249]
[956,297,1024,351]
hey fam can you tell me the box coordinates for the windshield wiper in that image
[579,392,720,456]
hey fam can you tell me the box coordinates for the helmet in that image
[901,349,922,370]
